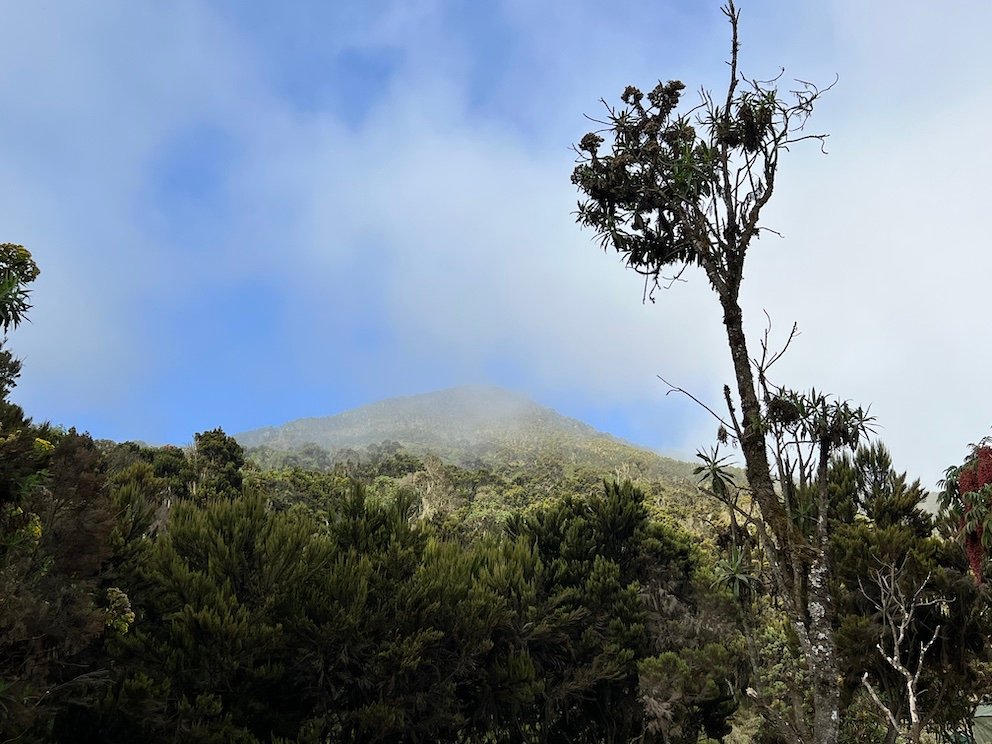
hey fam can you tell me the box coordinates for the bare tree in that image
[860,561,948,743]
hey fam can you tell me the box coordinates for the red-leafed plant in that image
[939,440,992,584]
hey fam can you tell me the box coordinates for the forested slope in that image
[237,386,723,535]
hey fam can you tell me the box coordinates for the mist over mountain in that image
[236,385,695,480]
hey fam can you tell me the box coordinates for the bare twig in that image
[657,375,736,434]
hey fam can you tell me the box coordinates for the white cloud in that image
[2,0,990,487]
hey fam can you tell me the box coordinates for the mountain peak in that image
[236,385,640,464]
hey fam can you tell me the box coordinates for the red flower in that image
[967,531,985,585]
[954,445,992,585]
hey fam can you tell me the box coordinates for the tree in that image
[571,4,864,742]
[857,561,946,744]
[829,446,940,743]
[0,248,125,739]
[0,243,40,511]
[0,243,40,333]
[507,480,742,742]
[938,439,992,584]
[188,427,246,501]
[0,427,125,740]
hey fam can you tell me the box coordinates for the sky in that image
[2,0,990,489]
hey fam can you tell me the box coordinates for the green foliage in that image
[509,480,743,742]
[248,434,722,547]
[0,243,40,333]
[938,439,992,585]
[0,249,736,742]
[639,643,740,742]
[0,339,22,400]
[38,465,722,744]
[830,445,990,737]
[712,546,760,603]
[96,491,312,741]
[0,428,120,741]
[836,689,891,744]
[3,348,977,744]
[245,464,351,513]
[699,442,991,741]
[0,362,804,744]
[569,24,826,302]
[506,481,655,740]
[190,427,246,500]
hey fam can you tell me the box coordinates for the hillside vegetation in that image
[238,385,693,475]
[237,386,721,536]
[3,235,989,744]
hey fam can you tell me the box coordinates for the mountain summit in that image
[236,385,691,478]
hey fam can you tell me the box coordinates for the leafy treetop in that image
[0,244,40,333]
[571,2,829,301]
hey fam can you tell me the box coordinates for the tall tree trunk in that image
[808,553,841,744]
[719,291,840,744]
[718,294,789,542]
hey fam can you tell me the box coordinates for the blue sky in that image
[3,0,992,487]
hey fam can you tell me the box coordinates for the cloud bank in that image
[1,0,990,487]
